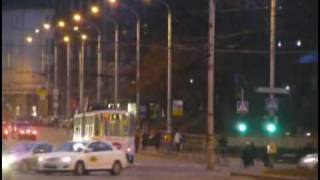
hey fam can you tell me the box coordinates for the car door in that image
[85,142,101,170]
[30,144,53,168]
[94,142,114,169]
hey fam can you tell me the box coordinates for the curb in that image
[230,171,316,180]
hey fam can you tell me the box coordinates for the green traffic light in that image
[237,122,247,133]
[266,122,276,133]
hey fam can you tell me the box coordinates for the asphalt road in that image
[7,154,255,180]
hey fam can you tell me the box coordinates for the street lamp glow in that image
[296,40,302,47]
[26,36,33,43]
[73,13,82,22]
[73,26,79,31]
[285,85,290,91]
[189,78,194,84]
[108,0,117,4]
[63,36,70,43]
[43,23,51,30]
[35,29,40,34]
[81,34,87,41]
[91,5,100,14]
[277,41,282,47]
[306,132,311,137]
[58,20,66,28]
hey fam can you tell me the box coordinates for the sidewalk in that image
[138,147,311,180]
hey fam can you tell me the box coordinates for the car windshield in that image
[56,142,87,152]
[10,143,37,153]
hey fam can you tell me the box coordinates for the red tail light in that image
[20,130,25,134]
[4,129,9,135]
[32,130,37,135]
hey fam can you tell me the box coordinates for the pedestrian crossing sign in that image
[236,101,249,114]
[265,97,279,112]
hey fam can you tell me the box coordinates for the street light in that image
[35,29,40,34]
[109,0,142,129]
[64,35,71,119]
[90,5,100,15]
[26,36,33,43]
[73,26,79,31]
[73,13,82,23]
[57,20,66,28]
[145,0,173,134]
[43,23,51,30]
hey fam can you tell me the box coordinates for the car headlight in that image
[38,156,45,162]
[61,156,71,163]
[303,157,317,163]
[2,155,16,170]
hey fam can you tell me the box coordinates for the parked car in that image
[2,144,14,180]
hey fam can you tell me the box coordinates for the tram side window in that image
[119,115,129,136]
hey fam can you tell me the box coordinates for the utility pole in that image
[136,19,141,129]
[53,44,59,119]
[207,0,216,170]
[114,24,119,104]
[269,0,276,113]
[66,41,71,119]
[167,7,172,134]
[97,33,102,104]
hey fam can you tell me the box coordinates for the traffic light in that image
[264,122,277,134]
[236,122,247,133]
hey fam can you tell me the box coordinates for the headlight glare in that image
[2,155,16,169]
[61,156,71,163]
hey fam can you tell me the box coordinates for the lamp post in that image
[109,1,141,127]
[144,0,172,133]
[64,35,71,119]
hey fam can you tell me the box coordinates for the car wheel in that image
[19,161,30,173]
[110,161,122,176]
[74,161,86,175]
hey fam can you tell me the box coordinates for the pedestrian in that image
[174,131,182,152]
[142,132,148,151]
[154,132,161,150]
[218,136,228,165]
[241,142,251,168]
[135,131,141,153]
[248,141,256,167]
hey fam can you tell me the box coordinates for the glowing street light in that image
[63,35,70,43]
[43,23,51,30]
[26,36,33,43]
[73,13,82,23]
[285,85,290,91]
[109,0,117,4]
[73,26,79,31]
[91,5,100,15]
[81,34,87,41]
[35,29,40,34]
[296,40,302,47]
[57,20,66,28]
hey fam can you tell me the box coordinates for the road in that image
[8,154,255,180]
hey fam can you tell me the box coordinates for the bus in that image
[73,109,136,163]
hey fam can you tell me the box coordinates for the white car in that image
[37,140,128,175]
[298,153,318,169]
[8,142,54,172]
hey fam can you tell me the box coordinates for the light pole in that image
[207,0,216,170]
[110,1,141,128]
[80,34,87,113]
[64,36,71,119]
[146,0,172,134]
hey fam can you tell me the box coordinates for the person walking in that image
[154,132,161,150]
[248,141,257,167]
[142,132,148,151]
[174,131,182,152]
[134,131,141,153]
